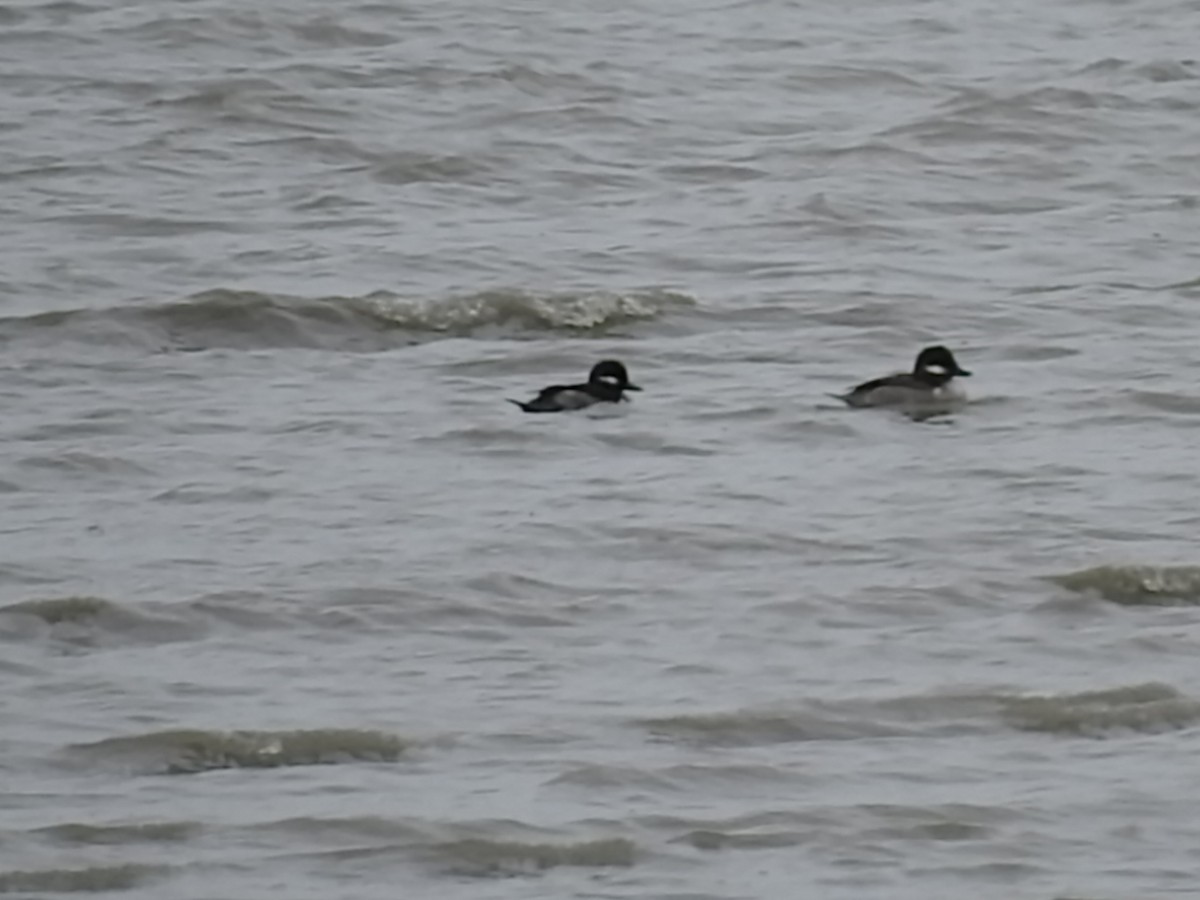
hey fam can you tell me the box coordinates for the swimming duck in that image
[508,360,642,413]
[833,345,971,408]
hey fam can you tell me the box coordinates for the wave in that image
[636,683,1200,747]
[1048,564,1200,605]
[0,595,207,647]
[636,706,908,747]
[673,828,807,851]
[36,821,198,845]
[647,811,820,853]
[256,814,425,842]
[241,814,634,875]
[0,863,163,893]
[653,804,1000,852]
[1001,683,1200,737]
[67,727,412,774]
[1,287,695,353]
[1127,390,1200,415]
[4,588,517,648]
[429,837,635,876]
[1,595,121,625]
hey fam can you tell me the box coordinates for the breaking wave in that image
[1048,564,1200,605]
[0,287,696,353]
[67,727,412,774]
[1000,683,1200,736]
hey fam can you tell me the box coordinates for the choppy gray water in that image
[3,0,1200,896]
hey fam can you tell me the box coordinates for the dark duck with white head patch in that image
[509,360,642,413]
[833,345,971,408]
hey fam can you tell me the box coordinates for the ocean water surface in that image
[3,0,1200,897]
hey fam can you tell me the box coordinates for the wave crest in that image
[637,707,902,746]
[359,287,690,333]
[1001,683,1200,736]
[1,595,118,625]
[636,684,1200,746]
[0,864,162,893]
[38,821,198,845]
[431,837,635,875]
[1048,565,1200,605]
[4,287,694,353]
[68,728,411,774]
[0,595,206,647]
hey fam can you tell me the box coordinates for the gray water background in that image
[3,0,1200,896]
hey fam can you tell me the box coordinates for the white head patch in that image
[924,363,948,376]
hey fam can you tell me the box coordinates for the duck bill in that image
[956,369,972,377]
[625,383,643,391]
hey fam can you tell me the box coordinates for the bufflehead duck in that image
[508,360,642,413]
[833,345,971,408]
